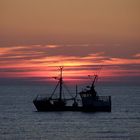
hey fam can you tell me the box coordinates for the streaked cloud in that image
[134,53,140,58]
[0,44,140,84]
[45,45,61,48]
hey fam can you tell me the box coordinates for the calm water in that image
[0,85,140,140]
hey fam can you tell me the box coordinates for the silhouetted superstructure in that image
[33,67,111,112]
[79,75,111,111]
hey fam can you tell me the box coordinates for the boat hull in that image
[33,97,111,112]
[81,96,111,112]
[33,99,82,111]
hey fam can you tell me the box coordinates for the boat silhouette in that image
[33,67,111,112]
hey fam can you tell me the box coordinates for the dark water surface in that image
[0,85,140,140]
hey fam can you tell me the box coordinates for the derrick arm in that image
[91,75,98,88]
[90,75,98,96]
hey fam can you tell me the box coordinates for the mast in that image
[59,66,63,100]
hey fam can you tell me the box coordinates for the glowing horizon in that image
[0,44,140,84]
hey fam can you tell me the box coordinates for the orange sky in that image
[0,0,140,45]
[0,0,140,84]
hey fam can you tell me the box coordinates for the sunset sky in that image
[0,0,140,85]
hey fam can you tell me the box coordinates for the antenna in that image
[95,64,103,76]
[88,65,103,86]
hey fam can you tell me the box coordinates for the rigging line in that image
[62,90,65,100]
[50,81,60,98]
[98,65,103,75]
[63,83,74,98]
[98,65,103,82]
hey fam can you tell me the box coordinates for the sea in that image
[0,84,140,140]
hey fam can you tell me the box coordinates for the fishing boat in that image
[33,67,111,112]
